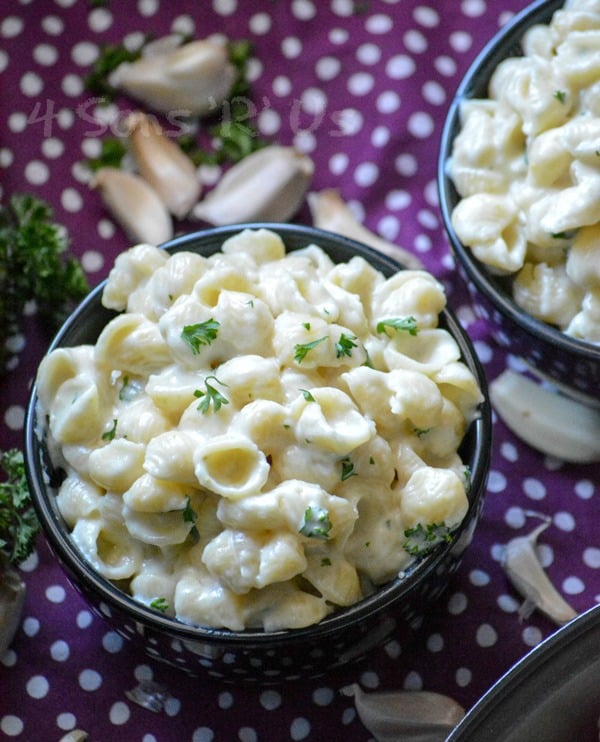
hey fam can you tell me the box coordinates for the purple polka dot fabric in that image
[1,1,598,739]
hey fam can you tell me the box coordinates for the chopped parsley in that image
[335,332,358,358]
[403,522,452,556]
[299,505,332,539]
[182,496,197,525]
[101,418,118,441]
[181,319,220,354]
[194,375,229,414]
[376,316,419,336]
[300,389,316,402]
[554,89,566,104]
[294,336,327,363]
[340,457,357,481]
[149,597,169,613]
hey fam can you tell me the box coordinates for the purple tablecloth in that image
[1,1,598,739]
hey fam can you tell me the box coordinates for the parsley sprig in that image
[335,333,358,358]
[0,449,40,565]
[294,336,327,363]
[403,522,452,556]
[376,316,419,336]
[194,375,229,414]
[181,319,220,354]
[299,505,332,540]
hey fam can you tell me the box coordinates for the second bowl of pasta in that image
[438,0,600,404]
[25,223,491,681]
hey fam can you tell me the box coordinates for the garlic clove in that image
[91,167,173,245]
[193,145,314,225]
[109,37,236,116]
[490,369,600,463]
[308,189,423,269]
[124,111,201,219]
[0,554,26,655]
[501,512,578,626]
[340,683,465,742]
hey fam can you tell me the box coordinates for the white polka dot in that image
[281,37,302,59]
[249,12,271,34]
[41,137,65,158]
[239,728,258,742]
[292,0,316,21]
[1,17,24,38]
[171,14,195,35]
[62,73,84,97]
[71,41,99,67]
[417,208,438,229]
[290,717,311,740]
[301,87,328,116]
[97,219,116,239]
[46,585,66,603]
[435,55,457,76]
[384,639,401,659]
[378,215,400,241]
[272,75,292,96]
[414,6,440,27]
[386,54,415,79]
[366,14,393,34]
[500,440,519,462]
[315,56,341,81]
[109,701,130,725]
[505,506,527,529]
[258,108,281,136]
[497,593,520,613]
[21,616,39,637]
[41,15,64,35]
[403,671,423,691]
[462,0,487,18]
[102,631,124,653]
[348,71,375,96]
[583,547,600,569]
[574,480,594,500]
[50,640,70,662]
[563,576,585,595]
[553,511,575,531]
[469,569,490,586]
[407,111,434,138]
[218,691,233,710]
[329,27,349,44]
[26,675,50,699]
[4,405,25,431]
[414,233,432,253]
[487,469,507,493]
[354,161,379,187]
[312,686,334,706]
[23,160,49,185]
[33,43,59,66]
[371,125,390,147]
[57,712,77,731]
[88,7,113,31]
[79,669,103,691]
[426,633,444,652]
[331,0,354,18]
[77,610,93,629]
[476,623,498,648]
[403,29,427,54]
[360,670,379,689]
[450,30,473,53]
[377,90,400,113]
[213,0,237,15]
[329,152,349,175]
[523,478,546,501]
[1,716,24,737]
[455,667,472,687]
[356,43,381,65]
[422,80,446,105]
[61,188,83,212]
[138,0,159,17]
[334,108,363,136]
[522,625,543,647]
[192,728,215,742]
[447,591,468,615]
[259,689,282,710]
[20,72,44,96]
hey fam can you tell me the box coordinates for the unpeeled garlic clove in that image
[490,369,600,463]
[91,167,173,245]
[109,36,236,116]
[340,683,465,742]
[501,512,577,626]
[124,111,201,219]
[193,145,314,225]
[308,189,423,269]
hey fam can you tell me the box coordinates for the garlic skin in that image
[308,189,423,269]
[340,683,465,742]
[109,37,236,116]
[91,167,173,245]
[501,513,578,626]
[125,112,201,218]
[490,369,600,462]
[193,145,314,225]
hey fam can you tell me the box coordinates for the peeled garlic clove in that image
[308,189,423,269]
[340,683,465,742]
[125,112,200,218]
[109,37,236,116]
[193,145,314,225]
[0,554,26,655]
[91,167,173,245]
[501,513,577,626]
[490,369,600,462]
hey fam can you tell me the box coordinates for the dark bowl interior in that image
[25,223,492,682]
[438,0,600,404]
[448,602,600,741]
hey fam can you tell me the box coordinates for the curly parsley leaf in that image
[403,522,452,557]
[376,316,419,336]
[0,449,40,565]
[194,375,229,414]
[335,333,358,358]
[294,336,327,363]
[299,505,332,540]
[181,319,220,354]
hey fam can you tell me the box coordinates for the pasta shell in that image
[308,189,423,269]
[193,145,314,225]
[340,683,465,742]
[109,37,236,116]
[125,111,201,218]
[91,167,173,245]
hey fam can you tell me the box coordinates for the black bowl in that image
[24,223,492,682]
[438,0,600,404]
[448,602,600,741]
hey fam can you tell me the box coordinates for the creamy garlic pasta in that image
[449,0,600,344]
[36,228,483,631]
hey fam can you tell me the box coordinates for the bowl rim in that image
[24,222,492,646]
[437,0,600,364]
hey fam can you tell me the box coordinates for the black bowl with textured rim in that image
[24,223,492,682]
[448,602,600,741]
[438,0,600,404]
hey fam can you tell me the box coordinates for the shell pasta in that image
[36,228,483,631]
[449,0,600,344]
